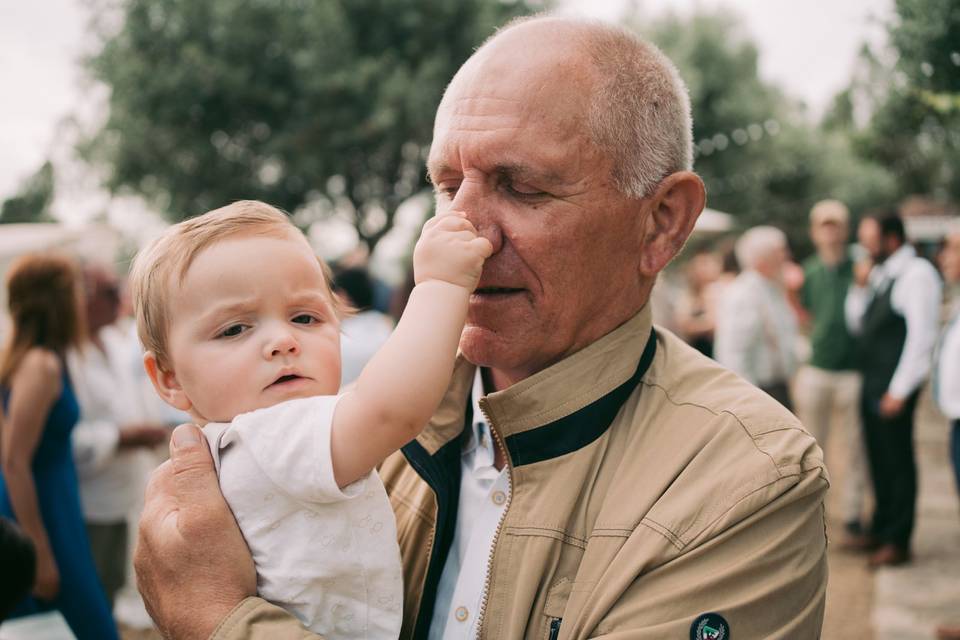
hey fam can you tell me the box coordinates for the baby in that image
[129,200,490,638]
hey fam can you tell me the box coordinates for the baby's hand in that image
[414,213,493,290]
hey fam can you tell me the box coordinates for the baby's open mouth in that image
[270,374,303,387]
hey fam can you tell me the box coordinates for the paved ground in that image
[821,401,876,640]
[821,389,960,640]
[871,394,960,640]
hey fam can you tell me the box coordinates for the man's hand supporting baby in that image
[135,424,256,640]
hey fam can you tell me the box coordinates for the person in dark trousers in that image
[845,212,942,567]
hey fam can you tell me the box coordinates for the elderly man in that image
[794,201,869,538]
[714,226,798,410]
[134,16,828,639]
[846,212,942,567]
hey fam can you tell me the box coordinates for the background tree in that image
[835,0,960,203]
[0,162,56,224]
[81,0,539,252]
[635,9,894,253]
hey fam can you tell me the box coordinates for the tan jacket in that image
[211,306,828,640]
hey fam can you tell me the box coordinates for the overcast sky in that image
[0,0,892,204]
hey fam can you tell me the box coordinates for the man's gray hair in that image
[735,226,787,271]
[488,15,694,199]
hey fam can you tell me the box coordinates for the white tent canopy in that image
[693,207,735,234]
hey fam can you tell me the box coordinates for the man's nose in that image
[263,326,300,359]
[451,177,504,254]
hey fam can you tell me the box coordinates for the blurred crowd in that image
[0,200,959,638]
[665,202,960,637]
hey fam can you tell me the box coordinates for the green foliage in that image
[839,0,960,202]
[0,162,56,224]
[636,9,896,256]
[82,0,538,250]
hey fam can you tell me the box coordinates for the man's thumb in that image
[169,424,219,504]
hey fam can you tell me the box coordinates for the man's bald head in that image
[441,15,693,199]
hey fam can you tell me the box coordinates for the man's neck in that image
[817,246,845,267]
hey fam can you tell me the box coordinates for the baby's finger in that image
[434,214,475,232]
[469,236,494,258]
[422,215,444,231]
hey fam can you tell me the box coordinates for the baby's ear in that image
[143,351,193,412]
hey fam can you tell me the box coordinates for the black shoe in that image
[868,544,911,568]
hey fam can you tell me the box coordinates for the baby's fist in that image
[414,213,493,290]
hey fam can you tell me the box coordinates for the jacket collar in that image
[414,305,655,464]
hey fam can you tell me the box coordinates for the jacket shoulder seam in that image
[641,380,800,475]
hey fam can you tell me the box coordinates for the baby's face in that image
[163,231,342,423]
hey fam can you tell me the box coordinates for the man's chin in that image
[460,325,531,372]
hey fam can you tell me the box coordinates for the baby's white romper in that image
[202,395,402,639]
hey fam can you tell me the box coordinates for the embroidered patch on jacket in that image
[690,612,729,640]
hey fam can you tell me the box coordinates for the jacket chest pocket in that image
[542,578,572,640]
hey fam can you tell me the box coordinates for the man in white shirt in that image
[69,265,172,605]
[845,212,943,567]
[714,226,798,409]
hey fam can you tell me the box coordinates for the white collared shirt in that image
[428,369,510,640]
[845,245,943,399]
[936,301,960,419]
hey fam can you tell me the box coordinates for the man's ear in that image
[143,351,193,412]
[638,171,706,276]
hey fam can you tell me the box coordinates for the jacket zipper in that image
[549,618,562,640]
[474,399,512,637]
[413,525,436,633]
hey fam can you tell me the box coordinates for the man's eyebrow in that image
[425,162,451,185]
[494,163,564,185]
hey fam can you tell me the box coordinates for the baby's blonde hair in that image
[129,200,346,371]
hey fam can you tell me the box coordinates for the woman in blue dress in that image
[0,254,119,639]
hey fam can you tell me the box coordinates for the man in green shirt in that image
[795,199,869,536]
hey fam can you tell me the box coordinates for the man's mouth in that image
[474,287,525,295]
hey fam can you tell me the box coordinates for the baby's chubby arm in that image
[331,212,491,487]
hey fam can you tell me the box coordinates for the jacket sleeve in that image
[587,464,828,639]
[209,597,325,640]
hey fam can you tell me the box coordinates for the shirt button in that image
[492,490,506,506]
[455,606,469,622]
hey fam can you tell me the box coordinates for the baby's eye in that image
[292,314,319,325]
[219,324,248,338]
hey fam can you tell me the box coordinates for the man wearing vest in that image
[133,16,829,639]
[845,212,942,567]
